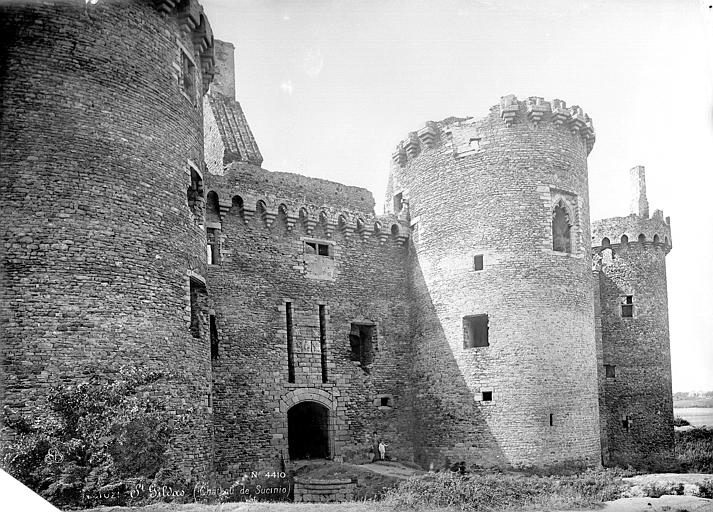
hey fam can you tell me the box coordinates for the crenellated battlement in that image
[154,0,215,92]
[205,187,410,247]
[592,165,672,255]
[390,95,595,168]
[591,211,672,254]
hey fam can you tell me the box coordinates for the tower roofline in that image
[390,95,595,168]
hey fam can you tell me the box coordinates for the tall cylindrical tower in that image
[592,166,674,465]
[388,96,601,467]
[1,0,215,474]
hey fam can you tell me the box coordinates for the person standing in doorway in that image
[371,431,379,462]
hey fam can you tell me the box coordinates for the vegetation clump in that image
[675,427,713,473]
[674,416,691,427]
[381,467,628,511]
[1,367,191,509]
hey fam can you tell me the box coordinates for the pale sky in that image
[202,0,713,392]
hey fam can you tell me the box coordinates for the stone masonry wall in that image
[389,97,601,468]
[593,270,609,465]
[202,161,414,481]
[0,0,215,476]
[593,216,674,465]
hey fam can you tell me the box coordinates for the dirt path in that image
[345,462,421,479]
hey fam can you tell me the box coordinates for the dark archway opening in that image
[288,401,330,460]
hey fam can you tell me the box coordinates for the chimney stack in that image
[211,40,236,100]
[630,165,649,218]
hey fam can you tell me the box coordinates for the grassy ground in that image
[83,503,385,512]
[674,398,713,408]
[70,429,713,512]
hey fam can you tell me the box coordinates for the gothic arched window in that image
[552,201,572,253]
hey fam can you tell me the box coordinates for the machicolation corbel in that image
[500,94,519,126]
[156,0,215,93]
[218,198,231,221]
[177,0,202,31]
[242,205,255,225]
[338,216,353,239]
[584,115,596,152]
[568,106,587,135]
[417,122,438,148]
[551,99,569,126]
[403,133,420,158]
[264,211,277,228]
[391,144,406,166]
[304,219,317,236]
[526,97,549,126]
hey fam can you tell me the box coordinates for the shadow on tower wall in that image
[597,268,675,467]
[407,248,505,469]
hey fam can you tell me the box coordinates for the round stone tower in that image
[592,166,674,466]
[387,96,601,468]
[1,0,215,474]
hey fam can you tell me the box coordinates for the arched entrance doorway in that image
[288,401,330,460]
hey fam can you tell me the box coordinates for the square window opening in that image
[474,254,484,271]
[621,296,633,318]
[305,241,331,258]
[605,364,616,378]
[463,314,489,348]
[380,397,389,407]
[481,391,493,402]
[622,414,633,431]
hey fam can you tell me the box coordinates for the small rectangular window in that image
[482,391,493,402]
[621,296,633,317]
[463,314,489,348]
[622,414,633,430]
[473,254,484,271]
[380,397,389,407]
[305,241,331,257]
[605,364,616,378]
[549,413,554,426]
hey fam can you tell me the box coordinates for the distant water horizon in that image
[674,407,713,427]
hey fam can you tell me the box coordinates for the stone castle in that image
[1,0,674,480]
